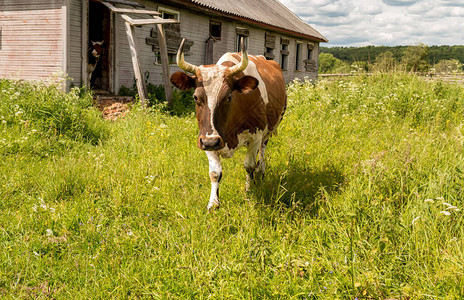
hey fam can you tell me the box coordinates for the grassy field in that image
[1,74,464,299]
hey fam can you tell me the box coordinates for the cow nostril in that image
[213,138,220,147]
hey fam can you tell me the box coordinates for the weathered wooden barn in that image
[0,0,327,95]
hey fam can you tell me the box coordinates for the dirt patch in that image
[94,95,133,121]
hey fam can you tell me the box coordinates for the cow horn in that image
[229,37,249,76]
[177,38,198,75]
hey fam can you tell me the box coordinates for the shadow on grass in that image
[251,160,345,216]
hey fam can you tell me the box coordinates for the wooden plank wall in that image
[0,0,64,81]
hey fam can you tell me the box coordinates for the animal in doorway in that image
[170,38,287,210]
[87,40,104,85]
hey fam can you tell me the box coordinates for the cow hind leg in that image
[206,151,222,210]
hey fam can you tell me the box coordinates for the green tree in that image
[373,51,397,73]
[401,43,430,73]
[318,52,337,73]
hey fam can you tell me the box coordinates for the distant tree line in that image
[319,44,464,74]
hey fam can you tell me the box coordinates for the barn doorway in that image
[88,0,112,92]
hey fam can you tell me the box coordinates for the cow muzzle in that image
[198,135,223,151]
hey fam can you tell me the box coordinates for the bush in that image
[318,53,351,74]
[0,79,108,155]
[434,59,463,74]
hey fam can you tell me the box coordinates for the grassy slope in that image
[1,74,464,299]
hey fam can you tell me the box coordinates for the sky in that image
[279,0,464,47]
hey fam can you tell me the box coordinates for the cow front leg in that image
[244,137,262,191]
[255,138,268,180]
[205,151,222,210]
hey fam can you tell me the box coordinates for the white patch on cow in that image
[217,126,269,159]
[198,65,228,137]
[217,53,268,104]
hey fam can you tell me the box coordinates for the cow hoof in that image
[245,180,251,192]
[207,199,220,211]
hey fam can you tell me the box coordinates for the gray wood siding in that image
[0,0,64,81]
[68,0,83,86]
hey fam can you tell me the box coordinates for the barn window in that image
[154,52,176,65]
[236,28,249,52]
[158,7,179,21]
[295,42,302,71]
[210,21,222,40]
[307,44,313,60]
[304,43,317,72]
[264,32,275,60]
[146,25,193,66]
[280,38,290,70]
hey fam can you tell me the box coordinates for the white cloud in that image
[279,0,464,46]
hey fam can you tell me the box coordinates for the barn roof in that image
[165,0,328,42]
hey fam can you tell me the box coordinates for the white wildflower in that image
[440,211,451,216]
[424,199,434,203]
[446,206,459,211]
[45,229,53,236]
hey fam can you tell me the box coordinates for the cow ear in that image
[170,71,196,90]
[234,76,259,94]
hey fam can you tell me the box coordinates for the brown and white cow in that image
[87,40,104,85]
[170,38,287,210]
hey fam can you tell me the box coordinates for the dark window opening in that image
[295,43,302,71]
[210,21,221,40]
[159,8,179,20]
[280,44,288,70]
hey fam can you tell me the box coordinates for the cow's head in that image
[90,40,104,59]
[170,38,259,151]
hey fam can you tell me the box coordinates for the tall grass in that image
[0,79,108,156]
[1,74,464,298]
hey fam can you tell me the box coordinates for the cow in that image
[170,38,287,210]
[87,40,104,85]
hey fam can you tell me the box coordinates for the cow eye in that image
[193,95,200,104]
[227,95,232,102]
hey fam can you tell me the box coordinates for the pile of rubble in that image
[93,94,133,121]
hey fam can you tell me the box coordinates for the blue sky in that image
[279,0,464,46]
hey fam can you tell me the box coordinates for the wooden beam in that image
[156,24,173,107]
[124,20,147,105]
[99,1,160,15]
[121,14,179,26]
[103,0,145,8]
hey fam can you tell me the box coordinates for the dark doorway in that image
[89,0,111,91]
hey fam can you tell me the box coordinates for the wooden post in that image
[156,24,173,107]
[82,0,88,87]
[124,21,147,106]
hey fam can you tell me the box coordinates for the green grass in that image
[1,74,464,299]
